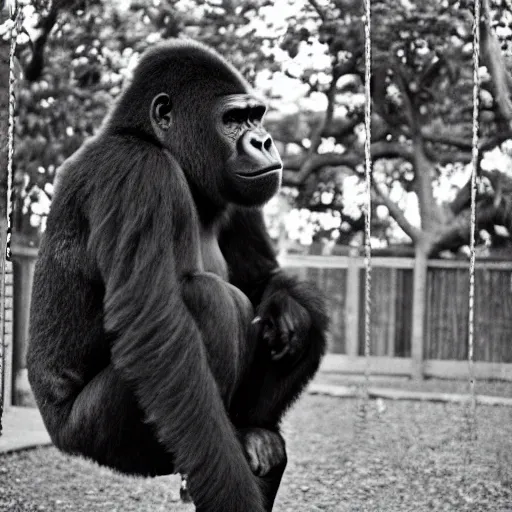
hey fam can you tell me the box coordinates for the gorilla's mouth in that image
[237,164,282,179]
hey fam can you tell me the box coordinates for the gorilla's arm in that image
[218,207,279,306]
[219,207,329,427]
[86,138,265,512]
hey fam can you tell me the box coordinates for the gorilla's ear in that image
[151,93,172,131]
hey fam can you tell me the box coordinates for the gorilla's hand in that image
[240,428,286,477]
[255,288,312,363]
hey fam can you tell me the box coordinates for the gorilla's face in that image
[216,93,282,207]
[143,40,283,209]
[150,89,282,209]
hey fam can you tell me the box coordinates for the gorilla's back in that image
[27,145,109,440]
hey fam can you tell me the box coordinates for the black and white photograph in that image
[0,0,511,510]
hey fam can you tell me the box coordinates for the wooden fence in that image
[2,262,13,414]
[282,254,512,381]
[3,248,512,406]
[0,222,14,415]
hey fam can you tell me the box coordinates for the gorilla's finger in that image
[243,429,285,477]
[283,311,295,337]
[277,315,290,343]
[270,343,290,361]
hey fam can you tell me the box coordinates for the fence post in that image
[345,252,360,357]
[12,244,38,405]
[387,267,397,357]
[411,248,427,379]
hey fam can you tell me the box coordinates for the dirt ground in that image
[1,391,511,512]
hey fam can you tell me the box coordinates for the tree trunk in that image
[410,238,432,379]
[412,136,444,232]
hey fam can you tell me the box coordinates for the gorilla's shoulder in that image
[54,132,163,197]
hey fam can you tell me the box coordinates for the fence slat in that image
[345,257,360,357]
[410,251,427,379]
[387,268,397,357]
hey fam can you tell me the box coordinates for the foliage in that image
[269,0,512,255]
[3,0,512,254]
[9,0,276,242]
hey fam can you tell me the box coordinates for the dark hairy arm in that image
[219,206,280,306]
[85,138,265,512]
[220,207,329,427]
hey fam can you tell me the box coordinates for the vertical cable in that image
[355,0,373,439]
[467,0,481,456]
[6,3,22,263]
[363,0,372,391]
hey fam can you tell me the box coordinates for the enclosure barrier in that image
[0,223,14,417]
[282,253,512,382]
[3,247,512,407]
[10,244,37,406]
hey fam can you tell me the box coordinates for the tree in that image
[269,0,512,257]
[5,0,279,243]
[2,0,512,255]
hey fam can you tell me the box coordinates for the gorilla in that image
[27,40,328,512]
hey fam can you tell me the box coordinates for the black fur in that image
[27,40,328,512]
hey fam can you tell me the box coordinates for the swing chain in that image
[359,0,373,422]
[353,0,373,450]
[363,0,372,371]
[6,0,23,262]
[467,0,481,445]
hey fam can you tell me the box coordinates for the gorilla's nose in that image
[249,135,273,153]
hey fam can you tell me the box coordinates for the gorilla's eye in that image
[223,108,249,125]
[223,106,266,126]
[248,106,266,123]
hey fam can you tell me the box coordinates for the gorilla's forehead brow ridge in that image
[221,93,267,110]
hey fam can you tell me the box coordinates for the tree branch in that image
[283,153,360,185]
[282,141,415,186]
[372,179,423,242]
[421,130,473,150]
[430,196,501,255]
[307,0,327,21]
[422,129,512,152]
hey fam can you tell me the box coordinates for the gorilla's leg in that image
[49,365,175,476]
[260,456,288,511]
[182,273,287,511]
[180,271,255,400]
[50,271,284,508]
[45,273,255,479]
[240,428,287,511]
